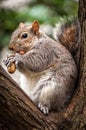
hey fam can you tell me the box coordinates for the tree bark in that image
[0,0,86,129]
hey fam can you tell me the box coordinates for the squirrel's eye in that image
[22,33,28,38]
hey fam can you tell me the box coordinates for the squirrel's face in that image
[9,21,40,55]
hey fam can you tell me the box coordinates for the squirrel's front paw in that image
[3,54,16,74]
[38,102,49,115]
[3,54,15,67]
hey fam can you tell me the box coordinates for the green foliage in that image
[0,0,78,49]
[0,9,20,49]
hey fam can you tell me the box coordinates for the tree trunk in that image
[0,0,86,129]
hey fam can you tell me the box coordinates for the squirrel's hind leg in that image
[32,77,57,115]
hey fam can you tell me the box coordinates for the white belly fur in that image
[20,71,42,97]
[19,69,55,100]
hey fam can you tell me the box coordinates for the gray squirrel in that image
[4,20,78,115]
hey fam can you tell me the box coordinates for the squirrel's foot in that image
[38,102,49,115]
[3,54,15,67]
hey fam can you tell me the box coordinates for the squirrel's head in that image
[9,20,40,55]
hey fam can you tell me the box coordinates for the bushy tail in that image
[53,17,80,67]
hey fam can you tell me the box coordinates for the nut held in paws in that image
[7,63,16,74]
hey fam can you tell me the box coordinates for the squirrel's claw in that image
[38,102,49,115]
[3,59,9,67]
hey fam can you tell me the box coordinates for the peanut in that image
[7,63,16,74]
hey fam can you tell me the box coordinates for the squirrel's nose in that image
[9,43,15,51]
[9,45,13,50]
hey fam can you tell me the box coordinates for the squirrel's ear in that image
[19,22,25,28]
[31,20,39,35]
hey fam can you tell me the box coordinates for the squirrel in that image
[3,20,78,115]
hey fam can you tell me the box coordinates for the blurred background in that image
[0,0,78,50]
